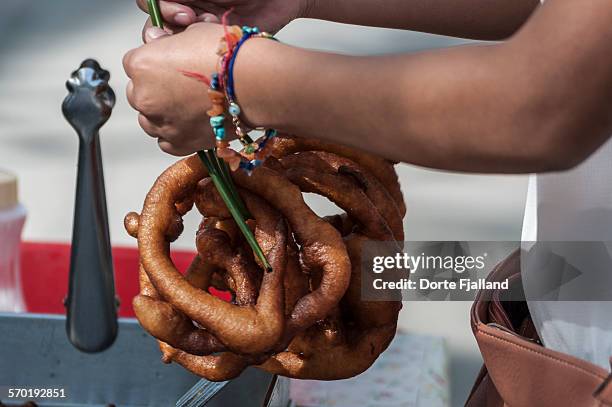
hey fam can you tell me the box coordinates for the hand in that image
[135,0,309,34]
[136,0,221,43]
[124,23,224,155]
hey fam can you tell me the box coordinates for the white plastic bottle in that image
[0,171,27,312]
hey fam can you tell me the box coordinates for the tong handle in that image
[66,134,117,352]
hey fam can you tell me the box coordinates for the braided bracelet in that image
[206,25,277,175]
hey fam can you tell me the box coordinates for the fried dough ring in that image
[268,134,405,217]
[160,343,252,382]
[134,258,227,356]
[130,212,273,381]
[158,235,309,382]
[255,163,401,378]
[279,151,404,241]
[200,161,353,334]
[129,171,322,380]
[146,225,307,381]
[139,167,288,354]
[231,167,352,337]
[135,156,351,352]
[285,167,394,241]
[148,256,253,381]
[128,135,405,381]
[129,213,250,357]
[196,223,260,306]
[195,180,309,316]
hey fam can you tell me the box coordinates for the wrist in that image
[232,37,287,130]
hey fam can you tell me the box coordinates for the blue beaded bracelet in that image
[220,26,278,174]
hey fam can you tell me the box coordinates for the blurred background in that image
[0,1,528,405]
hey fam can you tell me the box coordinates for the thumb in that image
[144,26,170,43]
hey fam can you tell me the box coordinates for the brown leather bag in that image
[466,251,612,407]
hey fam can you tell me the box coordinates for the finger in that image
[128,83,166,120]
[197,2,235,21]
[136,0,212,12]
[141,18,153,42]
[139,114,164,139]
[123,50,137,79]
[144,26,170,43]
[157,139,195,156]
[126,80,137,110]
[136,0,149,12]
[142,17,185,42]
[195,12,221,23]
[125,56,160,116]
[136,0,197,26]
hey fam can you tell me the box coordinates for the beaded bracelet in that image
[205,25,278,175]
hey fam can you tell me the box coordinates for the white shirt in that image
[522,4,612,368]
[522,145,612,370]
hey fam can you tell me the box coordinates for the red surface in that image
[20,242,230,317]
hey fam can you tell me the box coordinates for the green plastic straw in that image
[147,0,271,271]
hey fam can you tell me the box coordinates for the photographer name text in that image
[372,277,509,292]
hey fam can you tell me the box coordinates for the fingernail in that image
[198,13,219,23]
[174,12,193,25]
[145,27,167,41]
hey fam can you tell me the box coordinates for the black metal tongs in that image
[62,59,118,353]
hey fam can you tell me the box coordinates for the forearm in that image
[301,0,540,41]
[232,0,612,174]
[236,40,544,173]
[236,33,612,174]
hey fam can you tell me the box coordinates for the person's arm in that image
[135,0,539,40]
[124,0,612,172]
[304,0,540,40]
[233,0,612,173]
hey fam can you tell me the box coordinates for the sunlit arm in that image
[236,0,612,173]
